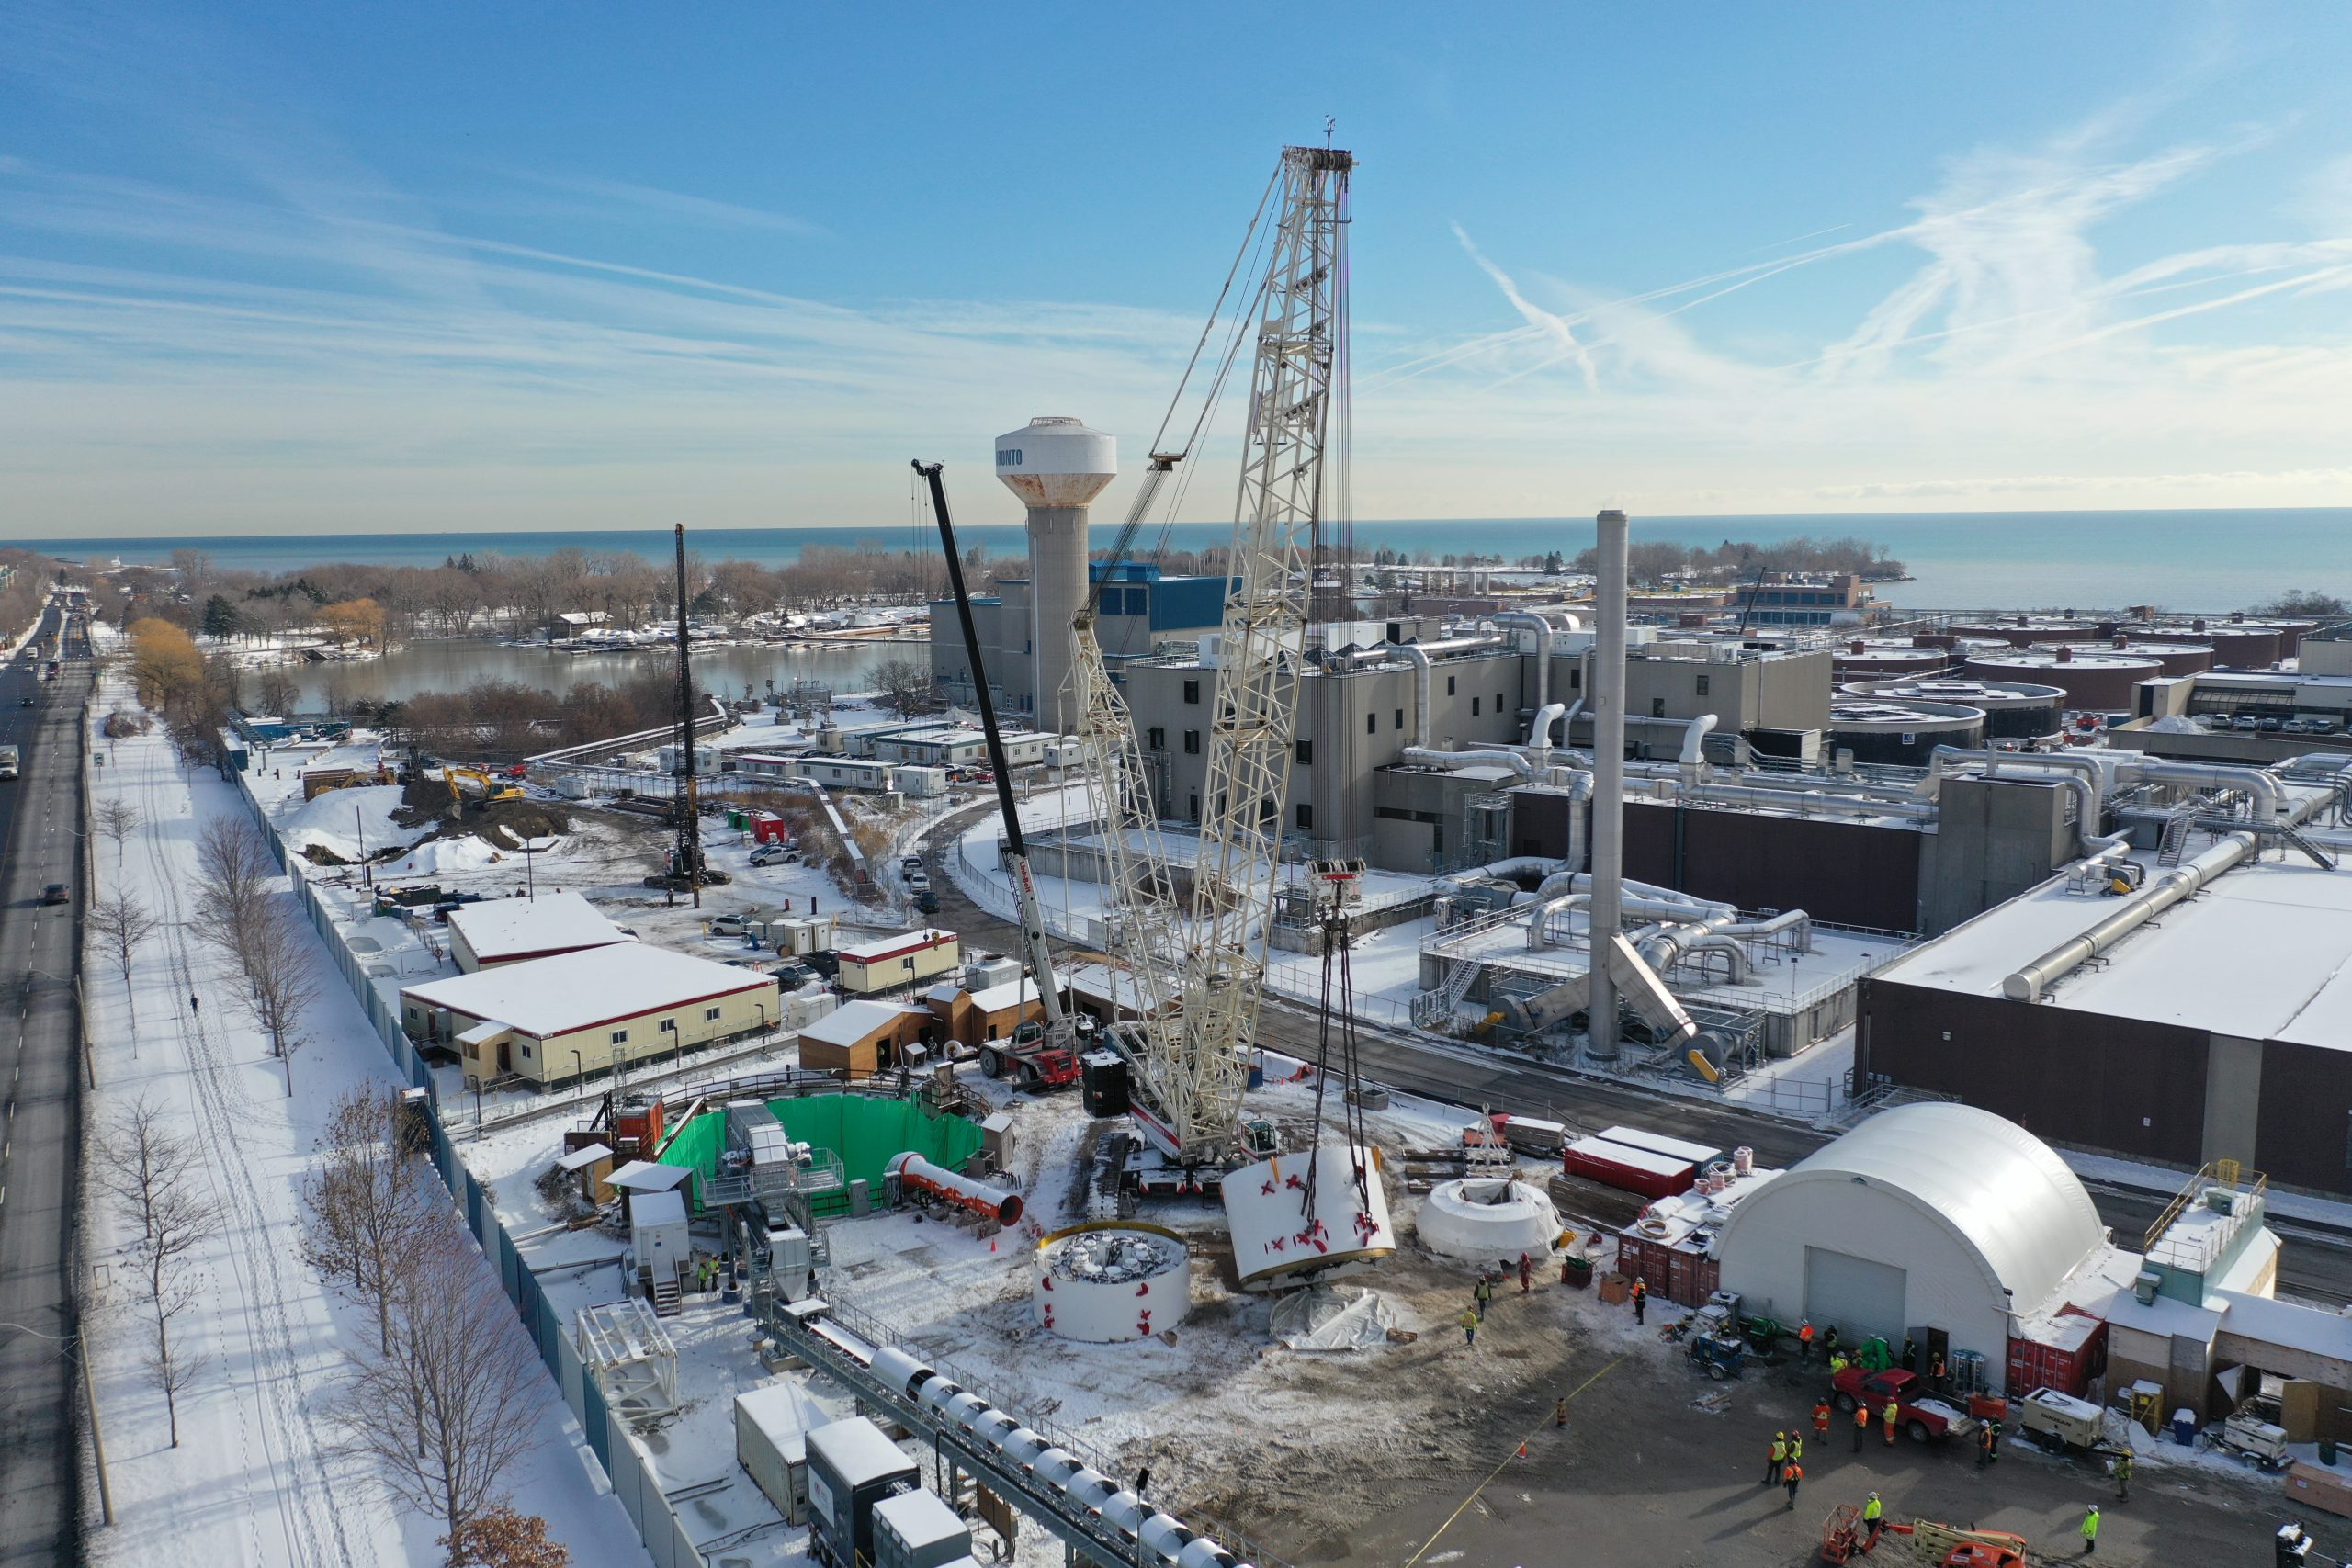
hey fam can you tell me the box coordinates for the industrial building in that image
[836,929,962,996]
[400,942,782,1086]
[445,890,629,973]
[1857,773,2352,1195]
[796,998,933,1078]
[1715,1103,2110,1384]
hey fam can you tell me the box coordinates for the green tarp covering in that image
[654,1093,983,1212]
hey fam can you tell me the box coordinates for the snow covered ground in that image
[80,678,648,1567]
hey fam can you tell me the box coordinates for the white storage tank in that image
[1222,1144,1396,1291]
[1035,1222,1192,1342]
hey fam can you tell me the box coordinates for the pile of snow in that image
[278,784,426,861]
[2143,716,2209,734]
[379,836,504,877]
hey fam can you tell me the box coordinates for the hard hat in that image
[1867,1492,1879,1500]
[1776,1429,1786,1438]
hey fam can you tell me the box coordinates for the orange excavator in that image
[1822,1507,2030,1566]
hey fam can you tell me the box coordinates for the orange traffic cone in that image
[1516,1440,1528,1458]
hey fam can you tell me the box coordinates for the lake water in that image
[33,506,2352,614]
[276,637,910,712]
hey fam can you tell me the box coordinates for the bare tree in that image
[86,891,159,1037]
[871,656,940,720]
[300,1084,440,1351]
[194,813,275,953]
[93,799,141,864]
[331,1219,544,1560]
[254,669,303,716]
[98,1099,220,1447]
[232,897,322,1096]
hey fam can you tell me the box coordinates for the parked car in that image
[707,913,750,937]
[803,950,841,980]
[748,842,795,866]
[905,870,931,891]
[2232,715,2262,731]
[1829,1366,1976,1444]
[2260,716,2286,733]
[900,855,924,874]
[771,962,821,989]
[40,883,67,906]
[913,889,941,915]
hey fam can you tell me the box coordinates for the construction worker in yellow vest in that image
[1860,1492,1883,1548]
[2081,1504,2101,1554]
[1883,1397,1901,1446]
[1764,1430,1788,1485]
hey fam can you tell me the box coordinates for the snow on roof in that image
[808,1417,915,1489]
[1877,818,2352,1045]
[447,891,628,963]
[557,1143,612,1172]
[401,942,773,1038]
[607,1161,693,1193]
[799,998,925,1048]
[836,928,957,964]
[456,1020,509,1046]
[631,1190,686,1228]
[872,1491,967,1551]
[1064,962,1159,1012]
[2207,1290,2352,1365]
[968,977,1049,1015]
[1719,1102,2105,1315]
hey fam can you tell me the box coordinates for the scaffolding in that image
[575,1299,680,1424]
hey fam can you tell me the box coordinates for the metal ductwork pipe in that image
[1492,611,1556,716]
[1528,702,1567,753]
[1401,643,1433,750]
[1531,868,1732,911]
[1401,746,1535,778]
[1527,892,1739,951]
[2002,833,2256,1002]
[1679,713,1717,779]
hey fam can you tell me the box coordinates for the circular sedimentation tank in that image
[1949,617,2098,647]
[1034,1222,1190,1343]
[1962,649,2161,712]
[1826,698,1986,766]
[2031,638,2213,679]
[1848,677,2066,743]
[1830,639,1951,683]
[1416,1178,1562,1260]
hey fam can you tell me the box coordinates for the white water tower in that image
[995,416,1115,734]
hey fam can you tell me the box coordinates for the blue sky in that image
[3,1,2348,536]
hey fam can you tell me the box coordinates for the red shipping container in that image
[749,812,790,844]
[1564,1136,1696,1200]
[2006,1312,2107,1398]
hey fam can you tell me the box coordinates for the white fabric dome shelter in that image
[1713,1104,2105,1387]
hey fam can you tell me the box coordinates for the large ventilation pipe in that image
[887,1152,1024,1226]
[1401,643,1433,750]
[1531,868,1731,911]
[1640,927,1754,986]
[1679,714,1717,782]
[1491,611,1557,716]
[2003,834,2255,1002]
[1527,892,1738,950]
[1528,702,1567,753]
[1590,509,1629,1061]
[1400,747,1535,778]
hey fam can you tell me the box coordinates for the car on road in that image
[913,889,941,915]
[905,870,931,891]
[1829,1366,1977,1444]
[16,696,30,707]
[40,883,67,906]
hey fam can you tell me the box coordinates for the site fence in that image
[232,778,707,1568]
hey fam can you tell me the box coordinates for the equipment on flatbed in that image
[1824,1514,2029,1567]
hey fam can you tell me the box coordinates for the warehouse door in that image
[1804,1247,1907,1343]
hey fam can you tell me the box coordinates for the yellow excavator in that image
[443,764,523,807]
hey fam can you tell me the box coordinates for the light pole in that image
[571,1049,584,1109]
[0,1320,110,1526]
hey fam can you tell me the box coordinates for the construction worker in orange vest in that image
[1632,1277,1647,1325]
[1813,1398,1832,1444]
[1798,1318,1815,1362]
[1853,1400,1871,1451]
[1781,1459,1804,1511]
[1883,1397,1901,1446]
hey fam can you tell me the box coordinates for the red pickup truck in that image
[1830,1366,1977,1445]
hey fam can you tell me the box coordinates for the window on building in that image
[1148,726,1165,750]
[1497,693,1505,714]
[1295,739,1312,765]
[1695,674,1710,696]
[659,1018,677,1033]
[1296,803,1313,829]
[1182,679,1201,704]
[520,1043,532,1059]
[1472,696,1481,716]
[1394,708,1404,730]
[610,1029,628,1045]
[1569,667,1581,689]
[1183,729,1201,754]
[986,1022,999,1040]
[1446,675,1457,695]
[1651,697,1668,717]
[704,1006,722,1021]
[1187,792,1199,819]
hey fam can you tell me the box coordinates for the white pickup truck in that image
[0,745,19,780]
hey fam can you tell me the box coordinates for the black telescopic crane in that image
[913,460,1074,1051]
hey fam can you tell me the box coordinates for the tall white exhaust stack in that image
[996,417,1116,735]
[1589,508,1628,1061]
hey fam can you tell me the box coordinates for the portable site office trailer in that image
[629,1189,690,1292]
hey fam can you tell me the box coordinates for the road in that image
[0,600,94,1566]
[920,802,2352,1305]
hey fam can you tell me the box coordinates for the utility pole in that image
[673,524,702,910]
[81,1331,112,1526]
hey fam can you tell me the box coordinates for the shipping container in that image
[2005,1313,2107,1399]
[734,1384,810,1522]
[1564,1135,1696,1200]
[806,1417,919,1568]
[1593,1124,1724,1168]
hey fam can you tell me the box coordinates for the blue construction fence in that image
[233,781,704,1568]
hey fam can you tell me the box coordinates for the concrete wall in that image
[1915,776,2075,936]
